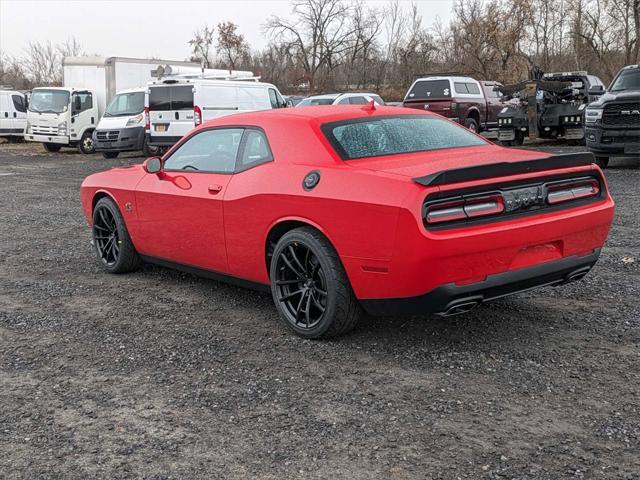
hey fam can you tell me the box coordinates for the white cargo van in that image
[92,88,158,158]
[24,56,198,154]
[147,78,287,148]
[0,90,27,140]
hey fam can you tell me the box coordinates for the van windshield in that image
[29,89,70,114]
[406,80,451,100]
[104,91,145,117]
[149,85,193,111]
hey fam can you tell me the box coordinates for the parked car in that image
[402,76,503,133]
[0,89,27,141]
[296,93,384,106]
[497,71,605,145]
[285,95,307,106]
[585,64,640,168]
[147,77,287,150]
[93,88,158,159]
[24,56,198,154]
[81,105,614,339]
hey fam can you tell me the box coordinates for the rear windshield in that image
[322,115,488,160]
[297,97,336,106]
[406,80,451,100]
[149,85,193,111]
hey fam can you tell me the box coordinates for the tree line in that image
[2,0,638,100]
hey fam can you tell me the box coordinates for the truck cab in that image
[25,87,98,153]
[402,76,503,133]
[585,64,640,168]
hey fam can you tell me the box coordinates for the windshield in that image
[322,115,488,160]
[610,69,640,92]
[297,97,336,106]
[29,89,70,114]
[406,80,451,100]
[105,92,145,117]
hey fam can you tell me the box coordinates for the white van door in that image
[0,93,12,135]
[148,85,194,146]
[10,93,28,134]
[197,84,238,122]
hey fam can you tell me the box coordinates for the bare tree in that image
[188,25,215,68]
[216,21,250,70]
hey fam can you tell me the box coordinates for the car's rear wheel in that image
[92,197,141,274]
[43,143,62,152]
[270,227,362,339]
[595,156,609,169]
[102,151,119,159]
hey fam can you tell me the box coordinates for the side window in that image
[11,95,26,112]
[454,82,469,94]
[73,92,93,112]
[237,129,273,172]
[466,83,481,95]
[337,97,351,105]
[349,96,368,105]
[268,89,279,108]
[164,128,243,173]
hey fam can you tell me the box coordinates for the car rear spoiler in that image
[412,152,596,187]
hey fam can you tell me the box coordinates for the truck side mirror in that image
[588,86,604,96]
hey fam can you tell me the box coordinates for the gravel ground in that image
[0,141,639,479]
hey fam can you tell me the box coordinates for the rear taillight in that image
[194,105,202,126]
[546,179,600,205]
[426,194,504,224]
[144,107,150,130]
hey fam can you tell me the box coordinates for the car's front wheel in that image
[270,227,362,339]
[92,197,141,274]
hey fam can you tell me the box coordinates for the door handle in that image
[208,184,222,194]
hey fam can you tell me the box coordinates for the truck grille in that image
[32,125,57,135]
[96,130,119,141]
[603,102,640,127]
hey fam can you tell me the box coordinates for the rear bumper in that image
[24,133,68,145]
[360,249,600,316]
[148,135,182,147]
[93,126,145,152]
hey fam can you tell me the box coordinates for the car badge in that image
[502,186,545,212]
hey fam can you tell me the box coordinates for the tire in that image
[92,197,141,274]
[43,143,62,152]
[512,132,525,146]
[102,151,119,159]
[595,156,609,169]
[78,131,96,154]
[270,227,362,339]
[465,117,479,133]
[141,135,160,157]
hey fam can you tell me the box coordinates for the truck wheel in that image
[141,135,160,157]
[43,143,62,153]
[465,117,479,133]
[595,157,609,169]
[78,131,96,154]
[102,152,119,159]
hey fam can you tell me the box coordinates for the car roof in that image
[198,104,428,129]
[305,93,341,100]
[414,76,478,83]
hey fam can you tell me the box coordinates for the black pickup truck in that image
[585,65,640,168]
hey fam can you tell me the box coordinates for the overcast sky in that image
[0,0,455,61]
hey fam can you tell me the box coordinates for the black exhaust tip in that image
[438,300,481,317]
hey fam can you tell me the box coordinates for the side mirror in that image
[143,156,162,174]
[588,85,604,96]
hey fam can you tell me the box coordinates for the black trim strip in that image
[140,255,270,292]
[413,152,596,186]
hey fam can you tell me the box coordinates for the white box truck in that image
[24,56,198,154]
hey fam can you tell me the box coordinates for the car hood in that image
[589,90,640,107]
[346,145,552,179]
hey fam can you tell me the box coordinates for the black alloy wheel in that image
[274,241,328,330]
[93,204,120,267]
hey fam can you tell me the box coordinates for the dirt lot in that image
[0,141,639,479]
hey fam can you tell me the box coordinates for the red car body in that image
[81,105,614,321]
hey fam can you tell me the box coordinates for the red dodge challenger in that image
[81,105,614,338]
